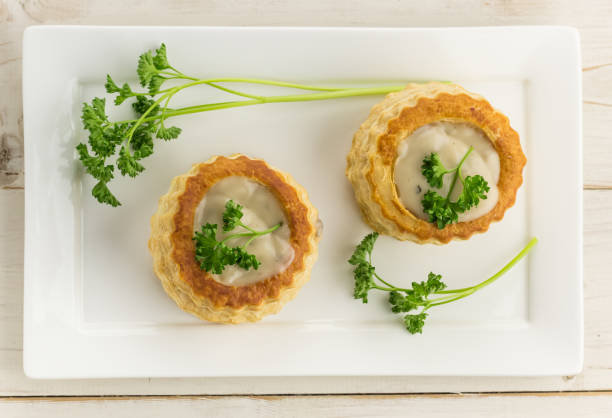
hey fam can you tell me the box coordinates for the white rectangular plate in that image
[23,26,582,378]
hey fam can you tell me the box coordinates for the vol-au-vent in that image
[149,154,320,324]
[346,82,526,244]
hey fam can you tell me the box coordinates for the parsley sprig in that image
[193,200,282,274]
[78,43,409,207]
[420,147,490,229]
[349,232,538,334]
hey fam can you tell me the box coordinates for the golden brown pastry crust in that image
[346,82,526,244]
[149,154,320,323]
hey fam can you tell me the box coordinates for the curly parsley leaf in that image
[422,190,458,229]
[222,200,244,232]
[421,152,448,188]
[233,247,261,271]
[389,291,420,313]
[348,232,379,303]
[348,234,538,335]
[81,97,107,132]
[424,272,446,293]
[193,200,281,274]
[404,313,428,334]
[153,43,170,70]
[115,84,134,105]
[131,127,155,159]
[137,50,158,88]
[105,75,121,93]
[456,174,490,211]
[156,125,182,140]
[76,143,113,183]
[348,232,378,266]
[136,43,171,94]
[411,272,447,298]
[419,147,489,229]
[77,101,127,206]
[147,75,165,95]
[117,146,145,177]
[193,224,235,274]
[92,180,121,207]
[353,262,376,303]
[78,95,157,205]
[132,96,159,116]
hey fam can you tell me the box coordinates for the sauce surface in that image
[193,176,294,286]
[394,121,500,222]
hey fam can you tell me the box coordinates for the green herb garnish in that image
[193,200,281,274]
[78,43,409,206]
[348,232,538,334]
[420,147,490,229]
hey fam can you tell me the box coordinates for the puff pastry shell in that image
[149,154,320,323]
[346,82,526,244]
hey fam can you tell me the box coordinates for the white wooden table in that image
[1,1,611,416]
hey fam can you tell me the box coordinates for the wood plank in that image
[0,188,610,395]
[584,64,612,106]
[0,77,23,189]
[583,100,612,188]
[1,393,612,418]
[0,190,23,353]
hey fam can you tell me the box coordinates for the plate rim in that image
[22,24,583,379]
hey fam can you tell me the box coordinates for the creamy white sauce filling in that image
[394,121,500,222]
[193,176,294,286]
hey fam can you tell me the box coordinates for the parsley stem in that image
[374,272,395,289]
[446,146,474,200]
[161,74,402,93]
[168,65,182,74]
[241,222,282,249]
[160,76,186,81]
[374,272,411,292]
[160,94,172,127]
[465,237,538,293]
[140,86,406,122]
[206,82,265,100]
[237,221,258,234]
[159,70,199,81]
[242,235,259,248]
[189,77,350,92]
[251,222,282,236]
[220,222,282,247]
[431,237,538,304]
[125,78,216,145]
[220,232,253,244]
[144,100,256,122]
[112,86,406,127]
[372,284,396,292]
[427,292,475,308]
[125,90,173,145]
[434,286,476,294]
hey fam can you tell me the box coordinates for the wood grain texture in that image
[1,393,612,418]
[583,102,612,187]
[1,0,611,404]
